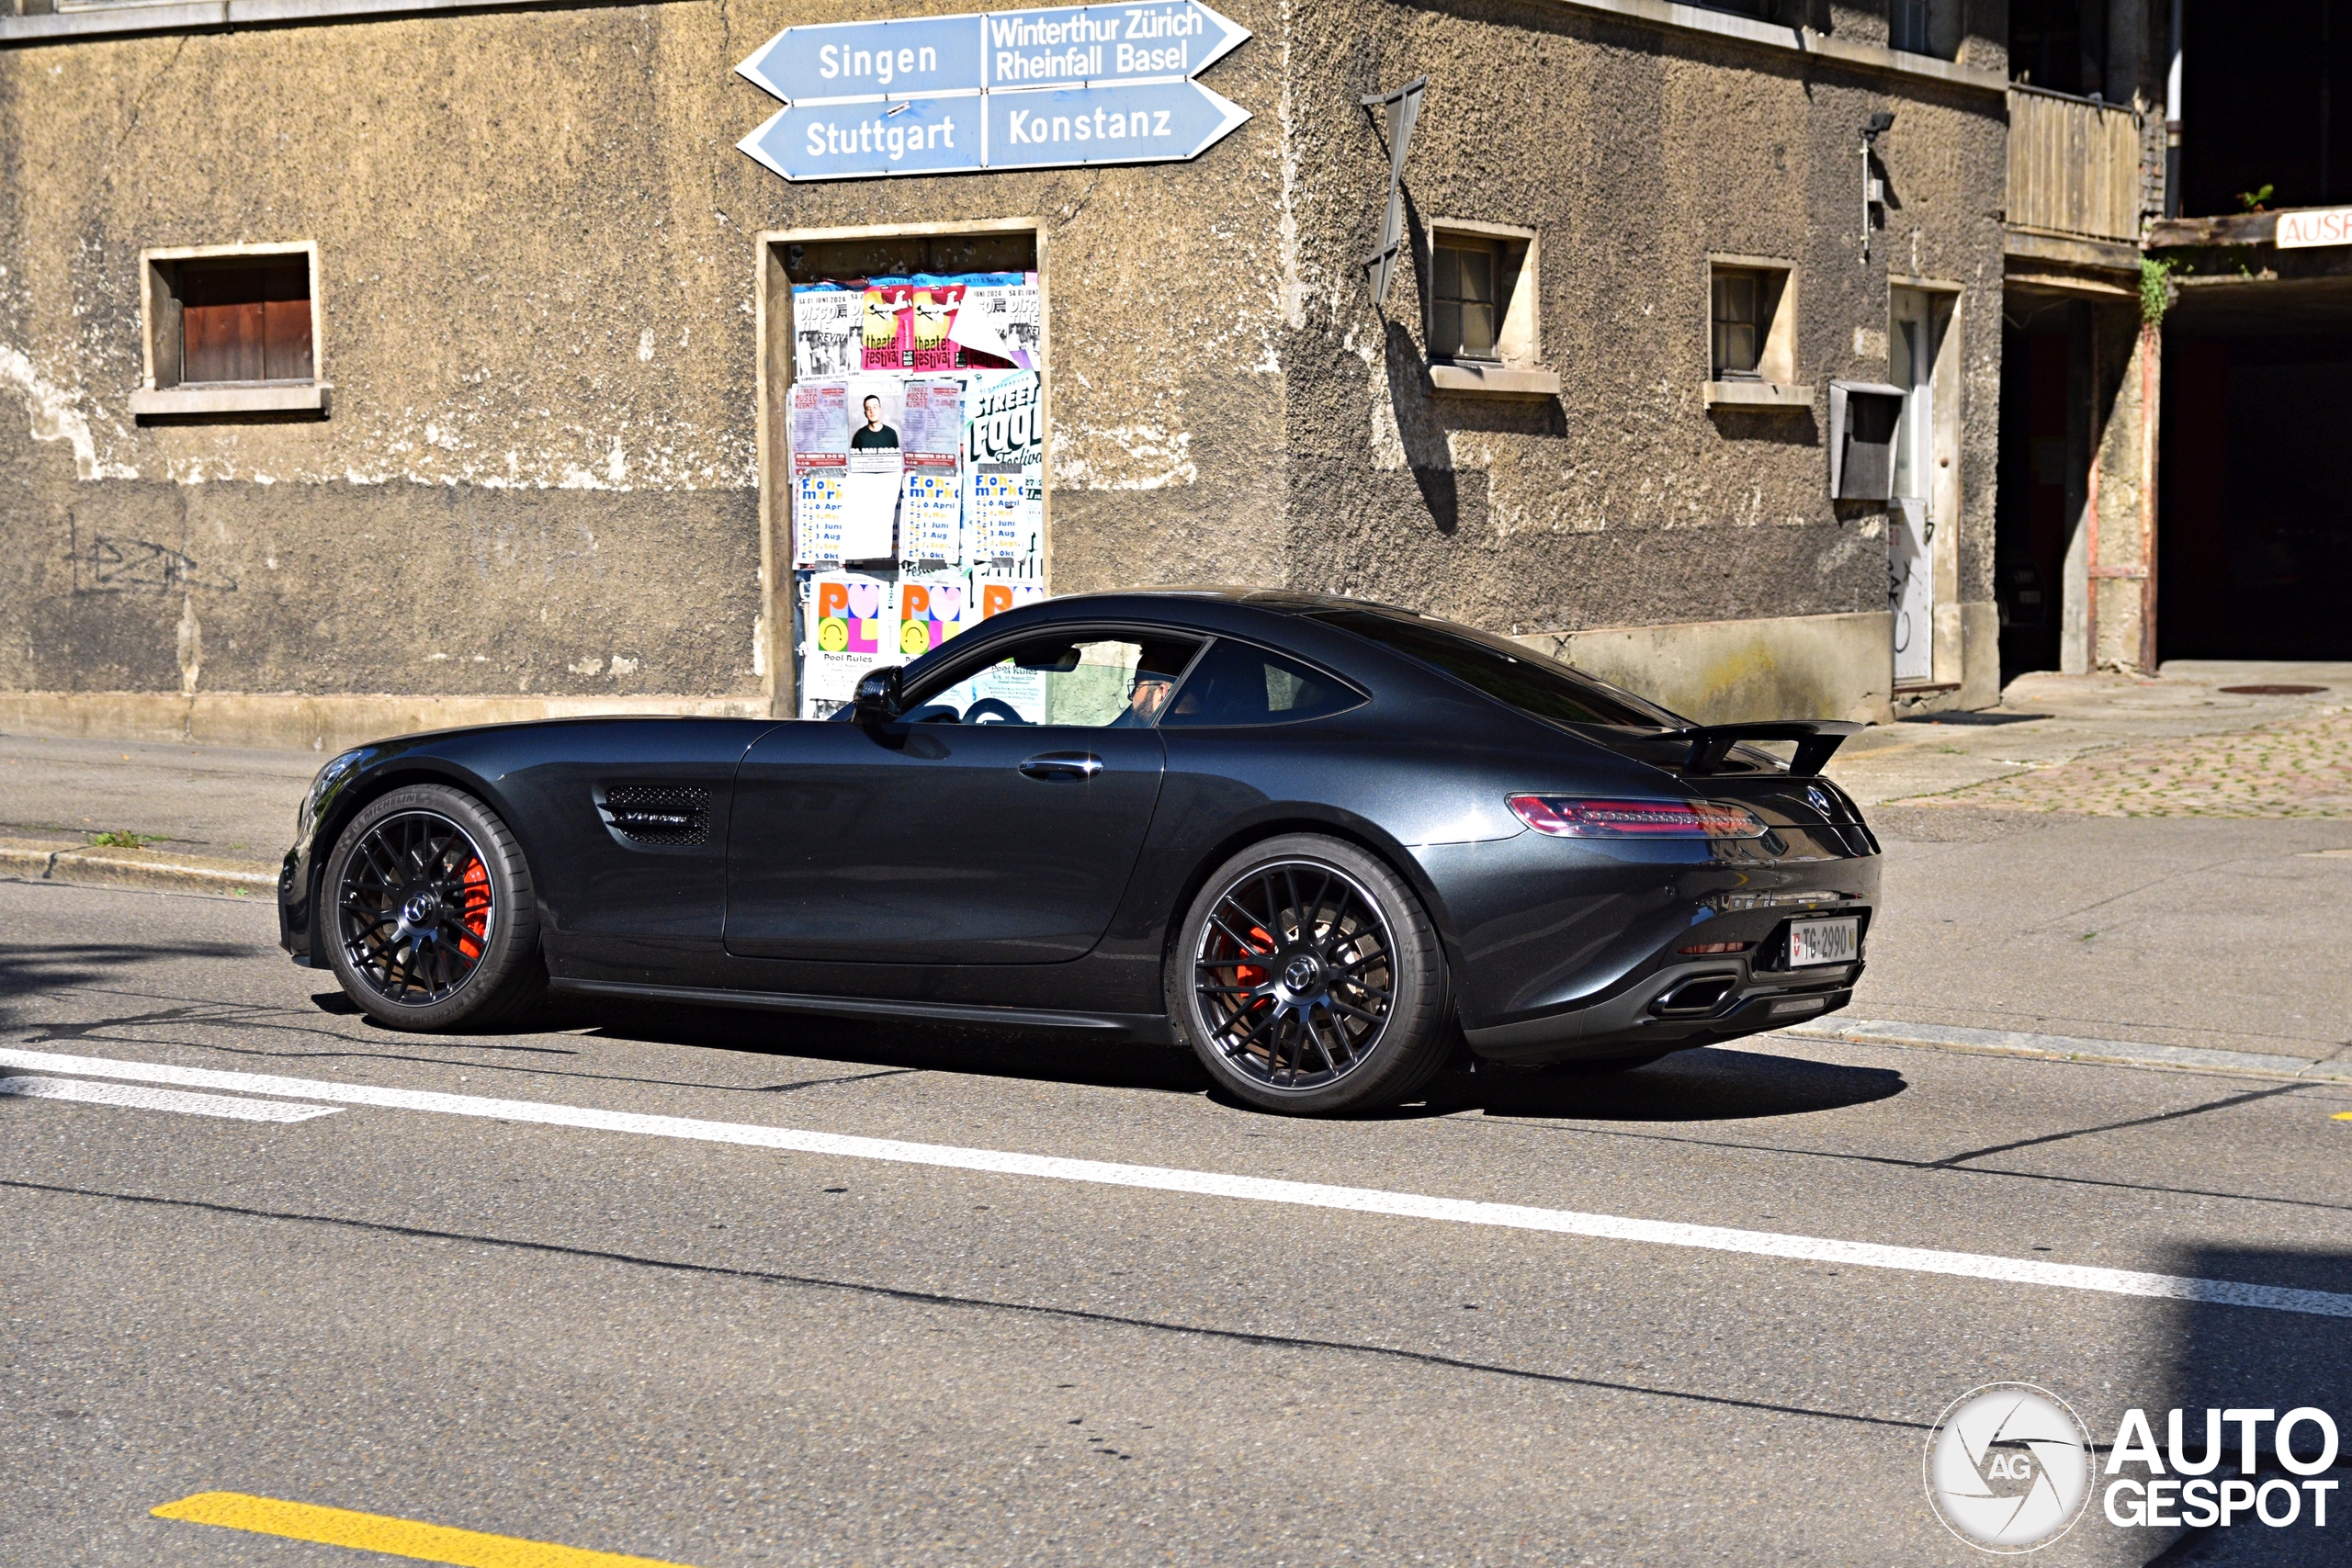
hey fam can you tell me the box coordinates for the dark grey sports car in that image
[280,590,1879,1114]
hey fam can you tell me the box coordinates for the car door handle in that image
[1019,751,1103,781]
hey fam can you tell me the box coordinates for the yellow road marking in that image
[2335,1111,2352,1121]
[152,1492,698,1567]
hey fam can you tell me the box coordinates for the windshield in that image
[1308,607,1685,731]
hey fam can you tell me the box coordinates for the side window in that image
[1159,640,1363,728]
[904,634,1200,726]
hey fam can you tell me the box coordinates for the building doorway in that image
[2159,279,2352,660]
[756,221,1046,717]
[1888,285,1956,688]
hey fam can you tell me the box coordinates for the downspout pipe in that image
[2165,0,2183,218]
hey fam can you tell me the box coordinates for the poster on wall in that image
[839,375,907,561]
[788,381,850,568]
[954,274,1041,369]
[800,571,897,718]
[861,281,916,369]
[965,368,1043,570]
[791,285,861,379]
[898,377,967,571]
[894,570,975,660]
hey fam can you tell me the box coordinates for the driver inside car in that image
[1113,669,1176,727]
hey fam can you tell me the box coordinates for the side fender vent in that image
[600,785,711,846]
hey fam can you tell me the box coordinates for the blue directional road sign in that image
[739,96,986,183]
[979,3,1250,90]
[731,2,1251,181]
[737,13,984,106]
[987,79,1248,171]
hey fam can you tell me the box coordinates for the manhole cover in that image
[2218,683,2328,695]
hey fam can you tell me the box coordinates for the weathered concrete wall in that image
[1275,1,2007,660]
[1543,610,1894,726]
[1,0,2008,739]
[0,0,1291,715]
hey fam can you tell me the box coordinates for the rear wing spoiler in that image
[1680,720,1862,777]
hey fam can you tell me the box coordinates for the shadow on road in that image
[574,998,1904,1124]
[2127,1246,2352,1566]
[1410,1044,1908,1123]
[575,998,1216,1097]
[0,940,258,1032]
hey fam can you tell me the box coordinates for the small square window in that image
[1704,258,1805,413]
[1420,223,1555,398]
[1712,270,1762,380]
[132,243,326,418]
[1889,0,1960,61]
[1431,241,1498,363]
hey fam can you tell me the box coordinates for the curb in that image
[0,837,277,898]
[1777,1016,2352,1085]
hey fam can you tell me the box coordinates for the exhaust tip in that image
[1653,975,1736,1015]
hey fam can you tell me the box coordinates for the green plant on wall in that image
[2237,183,2275,213]
[2139,256,2177,327]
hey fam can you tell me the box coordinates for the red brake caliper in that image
[457,856,491,959]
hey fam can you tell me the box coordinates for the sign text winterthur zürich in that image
[733,2,1251,182]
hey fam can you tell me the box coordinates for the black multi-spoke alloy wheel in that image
[322,784,545,1031]
[1169,834,1453,1114]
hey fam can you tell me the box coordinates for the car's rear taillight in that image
[1507,795,1769,840]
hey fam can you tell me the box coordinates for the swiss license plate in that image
[1787,916,1860,967]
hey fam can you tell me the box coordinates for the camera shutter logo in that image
[1925,1383,2095,1552]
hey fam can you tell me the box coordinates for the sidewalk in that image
[1825,660,2352,1075]
[0,732,313,897]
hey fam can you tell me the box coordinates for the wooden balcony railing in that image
[2007,85,2144,245]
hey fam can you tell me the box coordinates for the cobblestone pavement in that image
[1826,660,2352,812]
[1901,701,2352,817]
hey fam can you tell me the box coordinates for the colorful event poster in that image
[787,380,851,569]
[964,569,1047,719]
[970,570,1045,623]
[899,376,966,457]
[967,466,1035,568]
[964,369,1042,467]
[893,571,974,659]
[965,369,1044,570]
[800,571,895,717]
[906,280,967,372]
[954,275,1042,369]
[861,280,916,369]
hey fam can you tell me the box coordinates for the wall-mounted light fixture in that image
[1860,111,1894,264]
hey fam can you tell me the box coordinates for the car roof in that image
[1042,586,1423,617]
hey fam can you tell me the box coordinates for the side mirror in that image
[852,665,904,724]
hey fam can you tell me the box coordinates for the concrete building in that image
[0,0,2017,753]
[1995,0,2352,679]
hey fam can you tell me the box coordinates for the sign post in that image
[735,1,1252,182]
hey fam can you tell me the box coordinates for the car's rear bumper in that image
[1462,952,1861,1064]
[1415,826,1878,1065]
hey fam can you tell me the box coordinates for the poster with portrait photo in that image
[839,375,905,562]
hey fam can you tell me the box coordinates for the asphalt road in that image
[5,877,2349,1567]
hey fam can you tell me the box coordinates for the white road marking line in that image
[0,1074,343,1124]
[4,1045,2346,1320]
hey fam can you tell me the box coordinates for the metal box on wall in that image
[1827,380,1905,501]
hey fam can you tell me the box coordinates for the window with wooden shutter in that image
[181,260,314,384]
[134,244,326,418]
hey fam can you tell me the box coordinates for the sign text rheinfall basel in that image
[733,2,1251,182]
